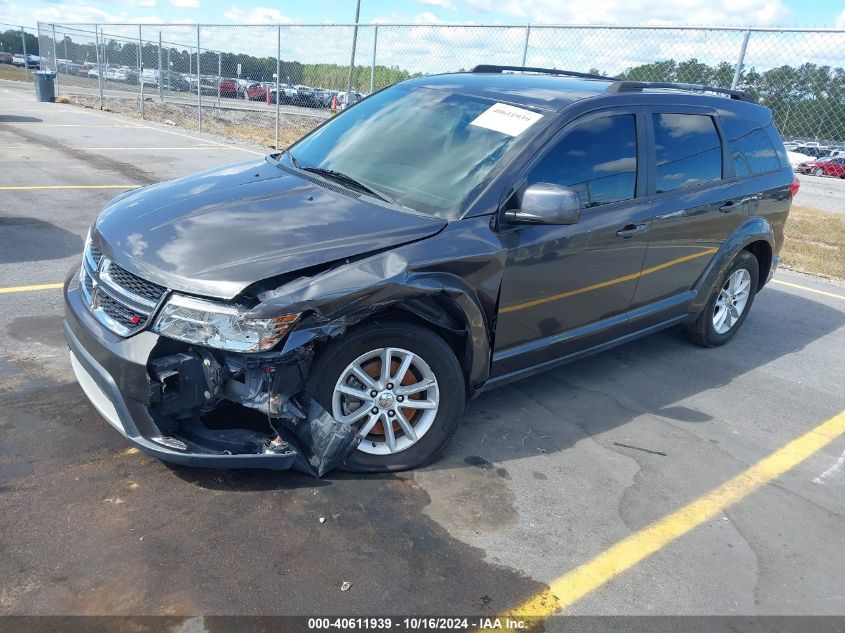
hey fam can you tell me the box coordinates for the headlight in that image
[152,294,299,352]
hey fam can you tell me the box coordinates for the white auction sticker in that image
[470,102,543,137]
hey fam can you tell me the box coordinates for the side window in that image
[527,114,637,209]
[652,113,722,193]
[722,116,781,175]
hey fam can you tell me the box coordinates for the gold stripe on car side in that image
[499,247,719,314]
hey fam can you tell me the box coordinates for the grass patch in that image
[782,204,845,279]
[0,65,29,82]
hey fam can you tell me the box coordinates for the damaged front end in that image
[146,342,360,478]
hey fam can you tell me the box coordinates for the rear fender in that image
[689,217,775,316]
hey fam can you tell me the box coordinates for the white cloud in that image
[419,0,455,10]
[169,0,199,8]
[223,6,293,24]
[466,0,790,26]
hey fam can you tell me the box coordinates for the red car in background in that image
[219,78,243,98]
[797,157,845,177]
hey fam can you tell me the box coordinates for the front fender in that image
[246,222,505,388]
[689,216,775,315]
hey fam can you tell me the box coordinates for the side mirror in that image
[505,182,581,225]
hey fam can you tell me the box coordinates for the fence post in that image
[731,29,751,90]
[139,25,145,119]
[369,24,378,94]
[94,25,103,109]
[52,24,61,94]
[521,24,531,67]
[196,26,202,132]
[217,50,222,106]
[158,31,163,102]
[21,27,28,81]
[275,24,281,150]
[167,47,171,94]
[346,0,361,93]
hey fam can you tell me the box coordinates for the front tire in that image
[308,322,466,473]
[684,250,759,347]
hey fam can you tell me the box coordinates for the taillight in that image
[790,176,800,198]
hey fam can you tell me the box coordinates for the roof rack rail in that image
[607,80,752,102]
[470,65,611,81]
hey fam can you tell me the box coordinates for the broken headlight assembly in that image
[152,294,300,352]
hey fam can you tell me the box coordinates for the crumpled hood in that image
[93,158,446,300]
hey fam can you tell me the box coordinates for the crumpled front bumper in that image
[64,269,348,473]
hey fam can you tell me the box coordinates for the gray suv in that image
[64,66,797,476]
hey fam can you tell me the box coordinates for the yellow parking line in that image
[86,146,248,151]
[505,409,845,621]
[772,279,845,301]
[0,124,144,128]
[0,185,139,190]
[0,282,64,294]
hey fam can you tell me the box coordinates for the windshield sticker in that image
[470,102,543,137]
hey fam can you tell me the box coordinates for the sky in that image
[3,0,845,30]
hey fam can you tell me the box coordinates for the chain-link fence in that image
[32,22,845,152]
[1,23,39,81]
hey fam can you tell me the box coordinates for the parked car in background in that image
[26,55,40,68]
[219,77,242,98]
[799,157,845,178]
[245,82,266,100]
[795,156,834,174]
[313,88,334,108]
[293,84,318,107]
[0,52,12,64]
[792,145,830,159]
[786,151,812,166]
[337,90,363,110]
[11,54,25,67]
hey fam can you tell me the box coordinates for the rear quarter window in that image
[652,113,722,193]
[722,115,782,175]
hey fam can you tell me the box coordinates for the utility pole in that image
[346,0,361,94]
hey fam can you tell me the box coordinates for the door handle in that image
[616,223,649,239]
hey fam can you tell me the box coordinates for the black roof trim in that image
[470,65,611,81]
[607,80,752,102]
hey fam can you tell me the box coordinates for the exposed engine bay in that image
[146,342,360,477]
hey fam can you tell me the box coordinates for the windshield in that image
[285,85,549,219]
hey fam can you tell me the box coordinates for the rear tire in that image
[684,250,759,347]
[307,322,466,473]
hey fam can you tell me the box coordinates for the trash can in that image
[34,71,56,103]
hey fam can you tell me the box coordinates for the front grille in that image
[80,240,169,337]
[89,244,103,266]
[96,292,146,329]
[105,263,166,305]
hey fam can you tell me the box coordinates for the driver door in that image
[491,109,652,379]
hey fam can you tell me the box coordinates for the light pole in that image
[346,0,361,94]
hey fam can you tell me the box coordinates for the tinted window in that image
[289,86,547,219]
[722,115,782,175]
[653,113,722,193]
[528,114,637,209]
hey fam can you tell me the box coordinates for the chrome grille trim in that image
[80,242,169,337]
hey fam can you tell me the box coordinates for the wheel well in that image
[743,240,772,290]
[323,304,472,383]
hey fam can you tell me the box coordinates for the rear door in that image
[629,107,747,320]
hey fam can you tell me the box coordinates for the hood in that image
[94,158,446,300]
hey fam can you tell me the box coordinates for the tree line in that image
[604,59,845,141]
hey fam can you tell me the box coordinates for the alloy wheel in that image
[332,347,440,455]
[713,268,752,335]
